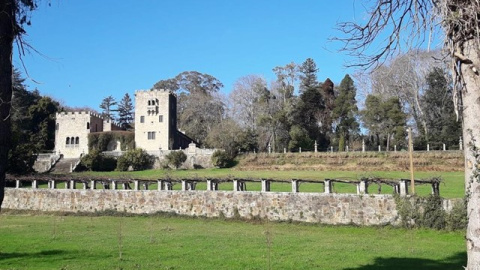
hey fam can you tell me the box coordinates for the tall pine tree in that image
[99,95,117,121]
[420,67,462,149]
[117,93,134,128]
[332,74,359,151]
[298,58,318,94]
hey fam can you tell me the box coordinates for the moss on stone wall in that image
[88,131,134,152]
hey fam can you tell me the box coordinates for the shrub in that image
[116,149,154,171]
[420,195,446,230]
[446,198,468,231]
[79,150,117,171]
[165,151,187,169]
[116,155,130,171]
[211,150,233,168]
[395,194,466,231]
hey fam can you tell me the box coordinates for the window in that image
[86,122,90,129]
[66,137,70,145]
[148,100,151,106]
[148,132,156,140]
[159,115,163,122]
[75,137,79,144]
[140,116,145,123]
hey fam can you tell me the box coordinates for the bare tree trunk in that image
[0,0,14,210]
[462,40,480,269]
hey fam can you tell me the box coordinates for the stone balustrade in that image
[7,177,442,196]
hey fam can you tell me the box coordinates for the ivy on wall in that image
[88,131,134,152]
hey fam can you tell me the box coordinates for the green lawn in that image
[0,214,466,270]
[72,169,465,198]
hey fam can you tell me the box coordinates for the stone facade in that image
[134,89,193,150]
[54,111,110,158]
[3,188,400,226]
[53,89,194,161]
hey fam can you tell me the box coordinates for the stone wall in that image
[3,188,399,226]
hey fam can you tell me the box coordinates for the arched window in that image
[86,122,90,129]
[148,100,151,106]
[66,137,70,145]
[75,137,79,144]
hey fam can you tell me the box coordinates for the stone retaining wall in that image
[3,189,399,226]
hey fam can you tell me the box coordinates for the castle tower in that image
[134,89,177,151]
[54,111,104,158]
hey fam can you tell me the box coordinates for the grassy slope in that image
[0,214,466,270]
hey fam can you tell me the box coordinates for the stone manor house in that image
[54,89,193,160]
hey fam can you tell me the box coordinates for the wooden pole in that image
[408,127,415,194]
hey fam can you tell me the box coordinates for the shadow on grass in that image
[343,252,466,270]
[0,249,67,260]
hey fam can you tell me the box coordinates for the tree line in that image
[8,51,461,174]
[148,54,461,158]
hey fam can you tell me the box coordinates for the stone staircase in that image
[49,157,81,174]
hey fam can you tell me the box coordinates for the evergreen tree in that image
[319,78,335,144]
[298,58,318,94]
[292,85,326,149]
[382,97,407,150]
[362,94,384,147]
[99,95,117,121]
[420,67,462,149]
[332,75,359,150]
[9,70,59,174]
[117,93,134,127]
[362,95,407,150]
[288,125,313,151]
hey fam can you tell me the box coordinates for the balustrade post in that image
[261,179,270,192]
[134,180,139,190]
[111,180,117,190]
[122,182,127,190]
[157,180,164,191]
[432,182,440,196]
[399,180,409,196]
[70,180,76,189]
[206,179,213,191]
[357,180,368,194]
[291,180,299,193]
[233,180,239,191]
[15,180,21,189]
[90,180,96,190]
[32,180,38,189]
[181,180,187,191]
[324,180,333,194]
[393,184,400,194]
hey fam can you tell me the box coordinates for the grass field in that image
[73,169,465,198]
[0,213,466,270]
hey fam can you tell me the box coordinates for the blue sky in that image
[15,0,362,109]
